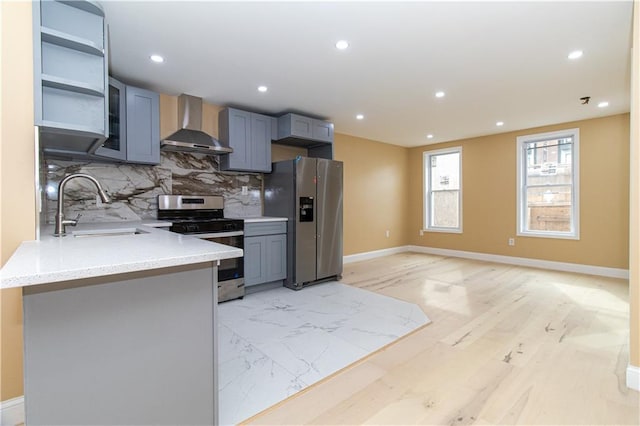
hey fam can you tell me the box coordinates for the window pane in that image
[424,148,462,232]
[525,185,572,232]
[525,138,573,181]
[431,190,459,228]
[518,129,578,238]
[430,152,460,191]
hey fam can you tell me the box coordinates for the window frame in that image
[516,128,580,240]
[423,146,463,234]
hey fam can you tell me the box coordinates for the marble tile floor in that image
[217,281,430,425]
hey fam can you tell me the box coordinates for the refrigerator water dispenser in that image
[299,197,314,222]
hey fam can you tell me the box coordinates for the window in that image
[517,128,579,239]
[424,147,462,232]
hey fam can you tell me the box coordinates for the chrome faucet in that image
[54,173,111,236]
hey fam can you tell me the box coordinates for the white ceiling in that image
[100,1,633,147]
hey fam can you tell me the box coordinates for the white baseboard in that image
[1,396,24,426]
[407,245,629,279]
[343,245,629,279]
[343,246,410,264]
[627,365,640,391]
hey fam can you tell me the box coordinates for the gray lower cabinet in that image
[94,78,160,164]
[244,222,287,286]
[219,108,272,173]
[34,0,109,157]
[23,263,218,425]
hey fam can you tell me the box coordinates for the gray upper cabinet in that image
[94,77,126,161]
[250,113,272,172]
[125,86,160,164]
[276,113,334,146]
[219,108,272,173]
[278,114,313,140]
[94,78,160,165]
[34,0,108,157]
[312,120,334,143]
[270,117,278,141]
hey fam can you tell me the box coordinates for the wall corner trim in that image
[0,396,24,426]
[343,245,629,279]
[627,365,640,391]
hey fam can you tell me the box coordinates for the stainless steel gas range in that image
[158,195,244,303]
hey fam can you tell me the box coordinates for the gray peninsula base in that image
[23,263,218,425]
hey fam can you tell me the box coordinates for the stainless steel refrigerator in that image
[264,157,343,290]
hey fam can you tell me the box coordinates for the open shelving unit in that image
[34,0,108,157]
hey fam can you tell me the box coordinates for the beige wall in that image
[271,144,308,162]
[0,3,636,401]
[408,114,630,269]
[269,133,411,256]
[629,1,639,370]
[334,133,410,256]
[0,1,35,400]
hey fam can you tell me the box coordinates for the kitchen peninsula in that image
[0,223,242,425]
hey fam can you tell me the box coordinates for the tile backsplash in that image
[43,152,262,224]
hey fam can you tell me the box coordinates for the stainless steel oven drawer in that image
[218,278,244,303]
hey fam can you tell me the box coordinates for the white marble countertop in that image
[0,222,243,289]
[237,216,288,223]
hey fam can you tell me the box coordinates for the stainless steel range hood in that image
[161,94,233,155]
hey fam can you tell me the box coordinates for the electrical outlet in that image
[241,186,248,195]
[385,230,390,238]
[508,238,515,246]
[419,230,424,236]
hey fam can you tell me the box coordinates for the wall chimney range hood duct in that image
[161,94,233,155]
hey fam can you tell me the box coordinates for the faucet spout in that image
[96,187,111,204]
[54,173,111,237]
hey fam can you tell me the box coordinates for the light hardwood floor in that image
[246,252,639,425]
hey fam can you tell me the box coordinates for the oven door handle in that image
[192,231,244,239]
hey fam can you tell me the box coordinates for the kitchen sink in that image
[71,228,149,238]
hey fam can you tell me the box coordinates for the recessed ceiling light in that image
[257,85,268,93]
[598,101,609,108]
[150,54,164,63]
[496,121,504,126]
[568,50,583,60]
[435,91,445,98]
[336,40,349,50]
[356,114,364,120]
[427,134,434,139]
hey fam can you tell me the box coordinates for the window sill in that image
[424,228,463,234]
[517,230,579,240]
